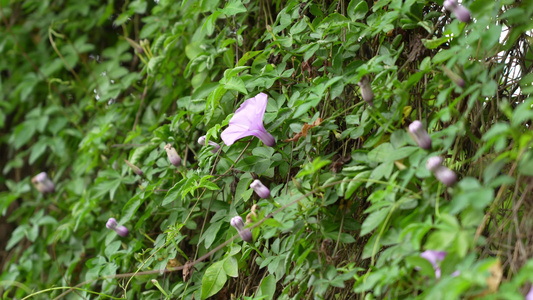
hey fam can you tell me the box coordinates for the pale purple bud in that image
[230,216,252,243]
[426,156,457,186]
[115,225,129,237]
[238,229,253,243]
[164,144,181,167]
[434,166,457,186]
[453,5,471,23]
[456,77,465,88]
[426,156,444,172]
[444,0,470,23]
[230,216,245,230]
[357,76,374,107]
[31,172,55,194]
[124,159,143,176]
[198,136,221,153]
[106,218,118,229]
[250,179,270,199]
[443,0,458,11]
[408,121,432,150]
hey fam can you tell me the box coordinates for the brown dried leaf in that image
[284,118,324,142]
[182,261,194,282]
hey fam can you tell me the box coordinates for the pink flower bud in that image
[434,166,457,187]
[250,179,270,199]
[453,5,471,23]
[426,156,444,172]
[426,156,457,186]
[115,225,129,237]
[164,144,181,167]
[198,136,221,153]
[443,0,458,11]
[357,76,374,107]
[230,216,252,243]
[106,217,118,229]
[444,0,471,23]
[408,121,432,150]
[31,172,55,194]
[124,159,143,176]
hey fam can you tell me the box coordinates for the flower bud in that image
[408,121,432,150]
[230,216,252,243]
[106,217,118,229]
[124,159,143,176]
[31,172,55,194]
[198,136,221,153]
[453,5,471,23]
[164,144,181,167]
[115,225,129,237]
[250,179,270,199]
[426,156,444,172]
[434,166,457,187]
[443,0,457,11]
[357,76,374,107]
[444,0,471,23]
[426,156,457,186]
[441,66,465,88]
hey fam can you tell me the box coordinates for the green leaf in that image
[223,77,248,94]
[347,0,368,21]
[257,274,276,300]
[223,257,238,277]
[421,36,451,49]
[220,0,246,15]
[360,207,390,236]
[405,256,436,278]
[202,220,223,249]
[201,261,227,299]
[121,194,143,223]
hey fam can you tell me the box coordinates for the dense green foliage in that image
[1,0,533,299]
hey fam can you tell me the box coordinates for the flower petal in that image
[221,123,254,146]
[221,93,275,146]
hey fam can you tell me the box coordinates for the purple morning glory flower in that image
[221,93,275,147]
[420,250,460,279]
